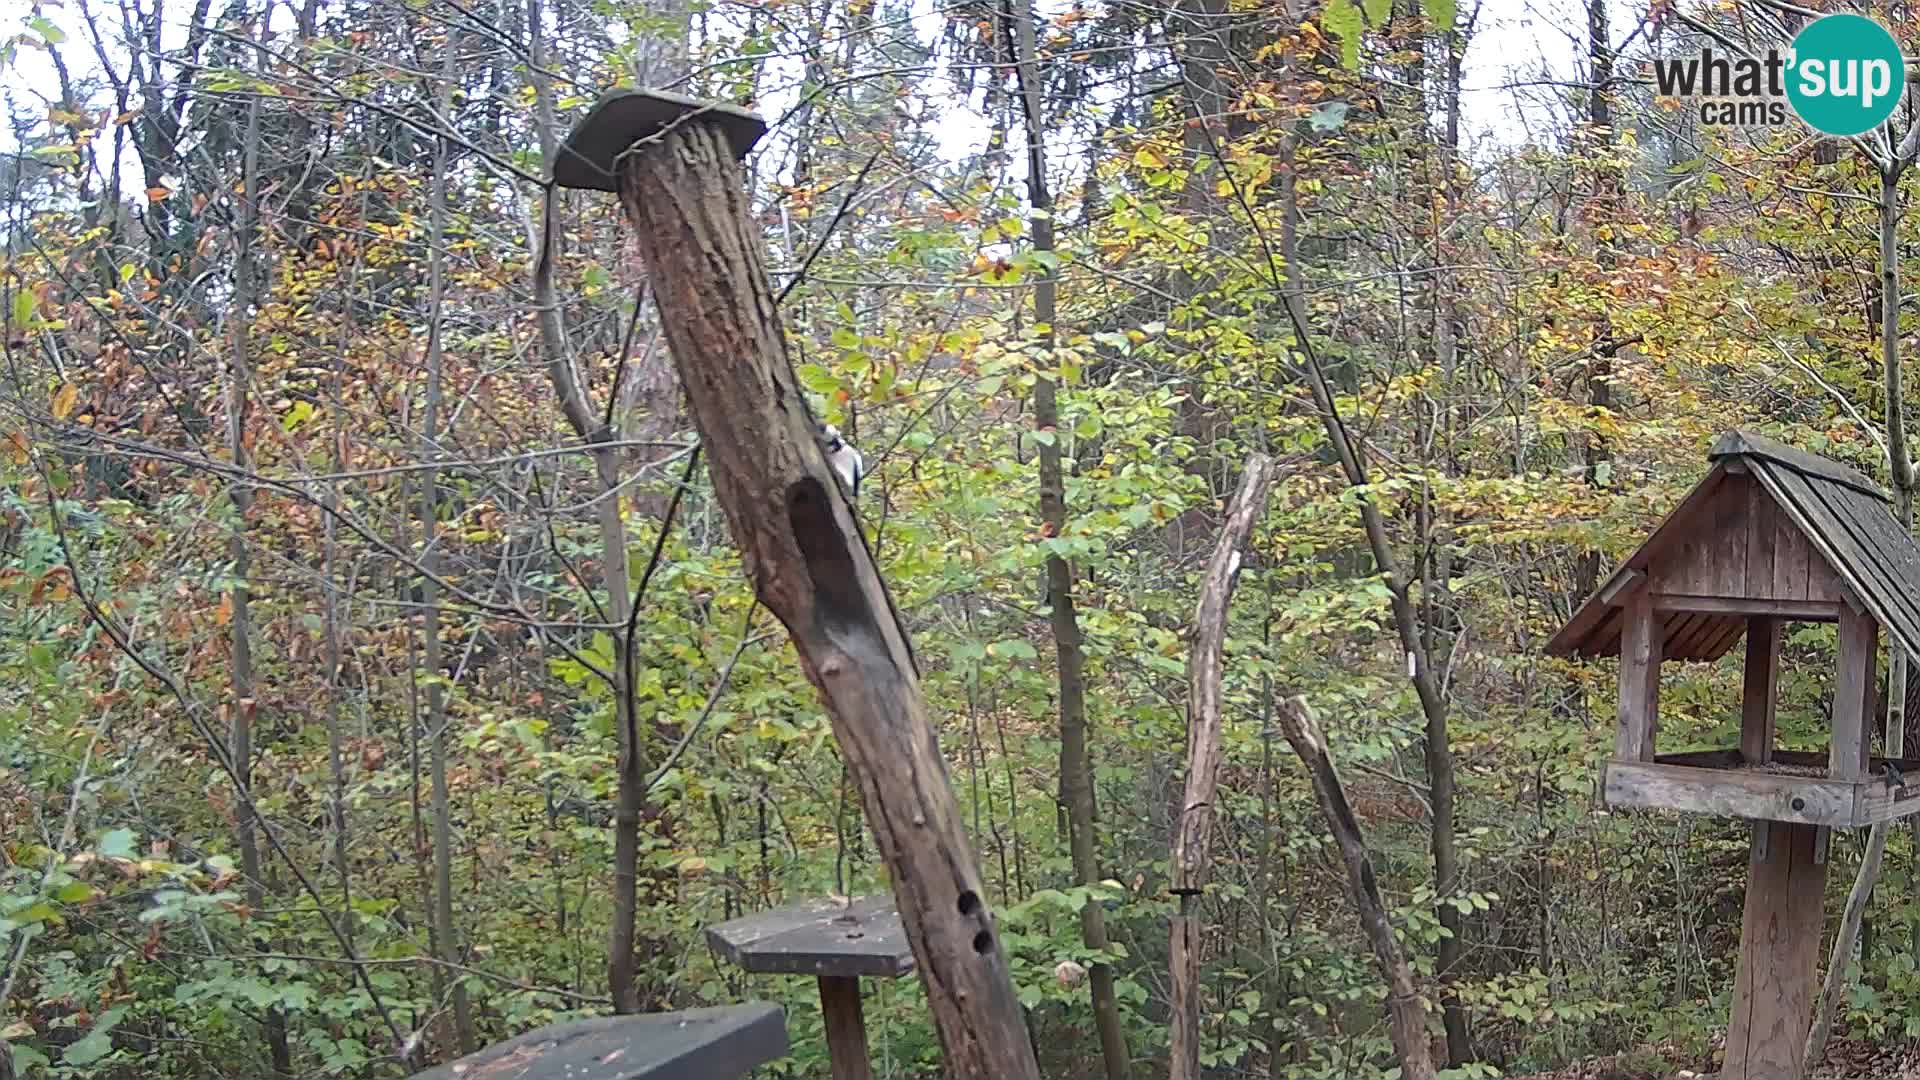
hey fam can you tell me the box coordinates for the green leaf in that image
[281,400,315,433]
[1309,101,1351,133]
[10,1043,49,1075]
[1423,0,1455,30]
[1323,0,1363,69]
[987,639,1039,661]
[1361,0,1389,24]
[11,290,31,329]
[796,364,840,393]
[97,828,136,859]
[15,903,56,925]
[28,15,67,43]
[62,1006,126,1066]
[54,881,93,904]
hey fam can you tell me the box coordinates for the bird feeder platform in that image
[1607,748,1920,828]
[405,1003,788,1080]
[1550,430,1920,1080]
[707,897,914,1080]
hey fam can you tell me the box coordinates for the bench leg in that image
[818,975,873,1080]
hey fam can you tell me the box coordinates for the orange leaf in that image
[145,186,171,202]
[214,592,232,626]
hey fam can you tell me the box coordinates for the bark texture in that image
[1274,696,1435,1080]
[1170,453,1276,1080]
[617,119,1040,1080]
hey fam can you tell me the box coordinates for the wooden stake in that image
[1169,453,1277,1080]
[614,112,1039,1080]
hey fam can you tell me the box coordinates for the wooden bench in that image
[408,1003,787,1080]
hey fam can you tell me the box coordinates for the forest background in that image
[2,0,1915,1076]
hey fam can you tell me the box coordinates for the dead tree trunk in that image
[1274,697,1436,1080]
[1169,454,1276,1080]
[612,108,1041,1080]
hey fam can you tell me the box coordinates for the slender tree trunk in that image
[1273,119,1469,1069]
[1576,0,1617,601]
[1170,456,1276,1080]
[1009,4,1128,1077]
[420,30,476,1055]
[1274,697,1436,1080]
[524,0,653,1012]
[323,217,359,950]
[1885,160,1920,966]
[227,15,291,1072]
[1809,160,1914,1065]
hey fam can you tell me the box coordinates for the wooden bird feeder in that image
[1549,430,1920,1080]
[707,897,915,1080]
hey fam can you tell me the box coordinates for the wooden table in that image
[407,1003,787,1080]
[707,897,915,1080]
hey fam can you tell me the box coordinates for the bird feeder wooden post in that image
[707,896,917,1080]
[552,90,1041,1080]
[1549,430,1920,1080]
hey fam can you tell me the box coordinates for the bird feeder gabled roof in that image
[1547,430,1920,664]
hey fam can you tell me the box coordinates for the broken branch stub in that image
[610,108,1040,1080]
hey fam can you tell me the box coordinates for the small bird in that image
[818,423,865,498]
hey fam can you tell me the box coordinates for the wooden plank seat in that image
[407,1003,788,1080]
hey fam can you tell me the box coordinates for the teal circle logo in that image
[1786,15,1905,137]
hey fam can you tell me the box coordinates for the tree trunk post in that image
[1273,697,1436,1080]
[1170,453,1277,1080]
[566,92,1040,1080]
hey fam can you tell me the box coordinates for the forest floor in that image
[1510,1036,1920,1078]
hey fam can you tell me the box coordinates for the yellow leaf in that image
[50,383,78,421]
[1134,145,1167,170]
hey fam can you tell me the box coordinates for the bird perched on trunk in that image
[818,423,864,499]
